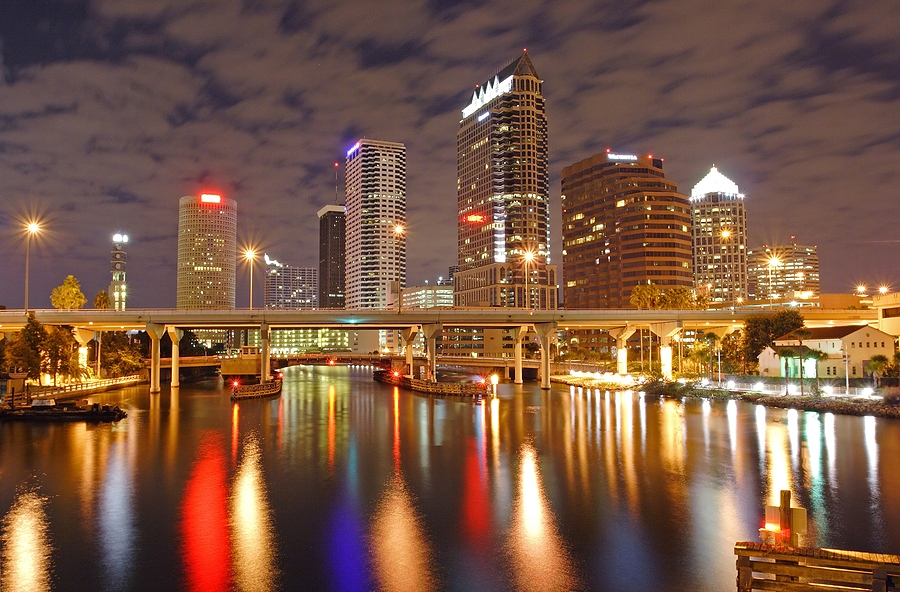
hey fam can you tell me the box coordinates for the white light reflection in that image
[1,490,52,592]
[370,475,436,592]
[509,445,578,592]
[864,416,880,505]
[824,413,837,489]
[231,435,278,592]
[727,400,737,452]
[702,399,711,453]
[755,405,766,467]
[99,441,135,590]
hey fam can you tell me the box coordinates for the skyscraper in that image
[317,204,346,309]
[561,151,692,308]
[690,166,748,306]
[455,52,557,308]
[109,233,128,311]
[344,139,406,310]
[748,241,820,303]
[176,193,237,309]
[263,254,317,309]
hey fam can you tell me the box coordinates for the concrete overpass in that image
[0,307,877,392]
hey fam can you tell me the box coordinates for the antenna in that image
[334,162,339,204]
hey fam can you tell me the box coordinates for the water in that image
[2,365,899,591]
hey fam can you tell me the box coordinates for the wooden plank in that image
[749,560,873,585]
[751,578,868,591]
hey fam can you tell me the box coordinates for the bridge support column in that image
[534,322,557,390]
[166,326,184,388]
[514,325,528,384]
[610,326,636,376]
[649,322,682,380]
[146,323,165,393]
[421,323,442,382]
[401,326,419,377]
[260,323,270,384]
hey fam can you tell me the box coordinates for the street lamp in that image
[879,285,889,295]
[244,249,255,309]
[394,224,404,313]
[720,229,736,309]
[767,256,781,308]
[523,250,536,310]
[24,221,40,313]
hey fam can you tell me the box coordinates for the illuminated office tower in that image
[748,240,820,303]
[344,139,406,310]
[690,166,748,306]
[318,204,346,309]
[455,51,557,308]
[561,151,692,308]
[263,254,317,309]
[109,233,128,310]
[176,193,237,309]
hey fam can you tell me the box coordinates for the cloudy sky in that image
[1,0,898,308]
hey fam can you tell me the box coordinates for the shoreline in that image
[551,375,900,420]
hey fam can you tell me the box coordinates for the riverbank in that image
[551,374,900,420]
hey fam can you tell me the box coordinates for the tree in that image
[42,326,76,386]
[702,332,720,380]
[50,275,87,310]
[101,331,145,377]
[3,313,46,383]
[94,290,111,310]
[658,286,702,310]
[741,310,805,371]
[629,283,661,310]
[806,349,829,394]
[792,329,812,397]
[771,310,805,344]
[779,347,797,393]
[867,354,889,389]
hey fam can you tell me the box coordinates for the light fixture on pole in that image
[24,221,40,314]
[721,229,736,309]
[244,249,256,309]
[523,250,536,310]
[767,256,781,308]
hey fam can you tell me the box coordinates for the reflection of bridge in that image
[0,307,877,392]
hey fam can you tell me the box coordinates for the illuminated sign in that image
[477,112,489,122]
[200,194,221,203]
[346,141,361,157]
[462,75,514,118]
[466,214,485,223]
[607,153,638,161]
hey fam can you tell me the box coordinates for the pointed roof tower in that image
[691,166,742,200]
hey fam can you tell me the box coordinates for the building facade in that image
[747,240,820,303]
[758,325,893,380]
[561,151,693,308]
[690,166,748,306]
[176,193,237,309]
[344,139,406,310]
[263,255,317,309]
[109,233,128,311]
[317,204,346,309]
[455,52,557,309]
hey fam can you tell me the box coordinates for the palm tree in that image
[792,329,812,397]
[630,283,660,375]
[703,332,720,381]
[779,347,797,394]
[806,349,829,395]
[867,354,889,389]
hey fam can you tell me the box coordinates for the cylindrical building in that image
[176,193,237,309]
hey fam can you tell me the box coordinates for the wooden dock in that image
[373,369,487,398]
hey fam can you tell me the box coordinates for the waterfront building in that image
[455,52,557,309]
[318,204,346,309]
[748,240,820,304]
[264,255,317,309]
[690,166,748,306]
[176,193,237,309]
[561,151,692,309]
[758,325,893,380]
[109,233,128,311]
[344,139,406,310]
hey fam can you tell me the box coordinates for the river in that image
[2,364,899,591]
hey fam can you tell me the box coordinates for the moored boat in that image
[230,377,283,401]
[0,399,127,422]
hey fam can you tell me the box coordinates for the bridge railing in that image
[30,375,143,400]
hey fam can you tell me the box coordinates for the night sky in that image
[1,0,898,309]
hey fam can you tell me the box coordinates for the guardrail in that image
[698,379,880,399]
[31,375,143,400]
[735,542,900,591]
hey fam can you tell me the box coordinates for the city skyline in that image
[1,1,898,308]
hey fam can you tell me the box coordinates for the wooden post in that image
[736,555,752,592]
[779,490,793,545]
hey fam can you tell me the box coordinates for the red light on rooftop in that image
[201,193,221,203]
[334,162,339,168]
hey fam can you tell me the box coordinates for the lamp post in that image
[721,229,736,309]
[24,221,40,313]
[244,249,255,309]
[767,256,781,308]
[394,224,404,313]
[523,250,535,310]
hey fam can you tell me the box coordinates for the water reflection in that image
[182,433,230,592]
[370,474,436,592]
[1,489,52,592]
[509,444,578,592]
[231,434,278,592]
[99,440,136,590]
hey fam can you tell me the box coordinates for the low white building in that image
[758,325,894,379]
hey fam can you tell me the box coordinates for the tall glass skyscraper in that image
[344,139,406,310]
[317,204,346,309]
[455,52,556,308]
[176,193,236,309]
[690,166,748,306]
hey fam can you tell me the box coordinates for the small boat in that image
[230,377,283,401]
[0,399,127,422]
